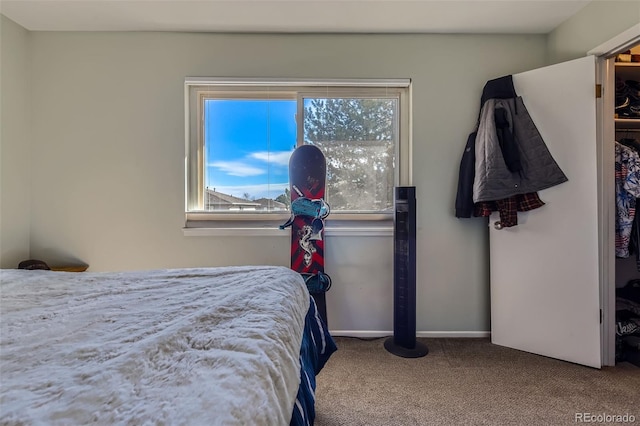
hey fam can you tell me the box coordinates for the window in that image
[185,79,411,225]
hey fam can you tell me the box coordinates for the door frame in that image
[589,23,640,367]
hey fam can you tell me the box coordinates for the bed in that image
[0,265,336,425]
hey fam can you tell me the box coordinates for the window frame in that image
[184,78,411,226]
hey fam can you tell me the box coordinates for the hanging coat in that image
[455,75,567,217]
[473,96,568,203]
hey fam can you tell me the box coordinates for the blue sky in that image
[204,99,296,200]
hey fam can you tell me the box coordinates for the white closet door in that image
[490,55,601,368]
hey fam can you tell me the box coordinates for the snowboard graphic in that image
[281,144,331,324]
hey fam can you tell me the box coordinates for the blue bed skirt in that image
[290,296,337,426]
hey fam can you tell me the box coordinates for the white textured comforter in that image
[0,266,310,425]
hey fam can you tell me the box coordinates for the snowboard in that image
[281,144,331,325]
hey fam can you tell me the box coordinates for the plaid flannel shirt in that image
[474,192,545,228]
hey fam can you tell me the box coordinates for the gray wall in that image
[0,16,31,269]
[11,30,548,334]
[547,0,640,63]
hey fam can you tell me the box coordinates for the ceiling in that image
[0,0,592,34]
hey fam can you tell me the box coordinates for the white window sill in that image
[183,221,393,237]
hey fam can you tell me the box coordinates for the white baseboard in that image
[330,330,490,338]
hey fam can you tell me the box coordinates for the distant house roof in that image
[205,188,261,209]
[254,198,287,210]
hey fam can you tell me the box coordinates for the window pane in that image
[203,99,296,212]
[303,98,397,212]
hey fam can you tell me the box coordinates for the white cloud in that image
[209,161,265,177]
[250,151,292,166]
[209,150,292,177]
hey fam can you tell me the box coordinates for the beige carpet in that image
[315,337,640,426]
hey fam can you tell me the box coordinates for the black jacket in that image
[455,76,520,218]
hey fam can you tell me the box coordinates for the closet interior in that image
[614,42,640,366]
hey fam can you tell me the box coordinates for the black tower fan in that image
[384,186,428,358]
